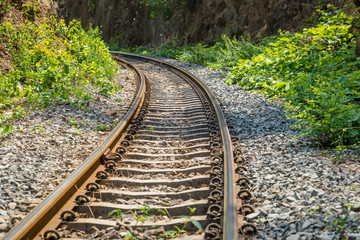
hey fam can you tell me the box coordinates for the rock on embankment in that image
[56,0,354,46]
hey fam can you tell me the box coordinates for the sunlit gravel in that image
[0,56,359,240]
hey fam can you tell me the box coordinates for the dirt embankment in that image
[56,0,354,47]
[0,0,57,73]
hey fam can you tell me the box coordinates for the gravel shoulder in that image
[157,57,360,240]
[0,66,137,237]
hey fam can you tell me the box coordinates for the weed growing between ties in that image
[108,205,203,239]
[0,1,119,135]
[120,5,360,151]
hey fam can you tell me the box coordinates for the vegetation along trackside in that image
[123,5,360,149]
[0,0,119,134]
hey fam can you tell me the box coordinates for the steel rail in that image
[111,52,239,240]
[3,57,146,240]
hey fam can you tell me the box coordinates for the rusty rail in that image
[111,52,239,240]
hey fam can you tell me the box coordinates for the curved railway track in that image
[4,53,257,240]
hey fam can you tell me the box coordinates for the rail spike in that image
[43,230,61,240]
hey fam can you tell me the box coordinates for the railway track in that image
[4,53,257,240]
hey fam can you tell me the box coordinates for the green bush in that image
[173,35,262,68]
[0,13,118,129]
[119,6,360,147]
[140,0,187,21]
[177,43,216,65]
[120,38,182,58]
[204,34,263,69]
[227,7,360,146]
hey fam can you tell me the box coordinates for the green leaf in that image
[285,82,290,92]
[176,215,190,219]
[0,125,14,134]
[64,64,70,74]
[273,82,288,90]
[188,206,196,214]
[107,210,117,217]
[107,209,125,221]
[340,214,349,226]
[191,220,203,230]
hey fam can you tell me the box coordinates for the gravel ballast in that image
[1,56,359,239]
[0,66,137,237]
[159,58,360,240]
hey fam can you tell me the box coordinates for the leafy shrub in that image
[176,35,263,69]
[0,11,118,128]
[120,38,181,58]
[140,0,187,21]
[204,34,263,69]
[151,38,182,58]
[177,43,217,65]
[227,6,360,146]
